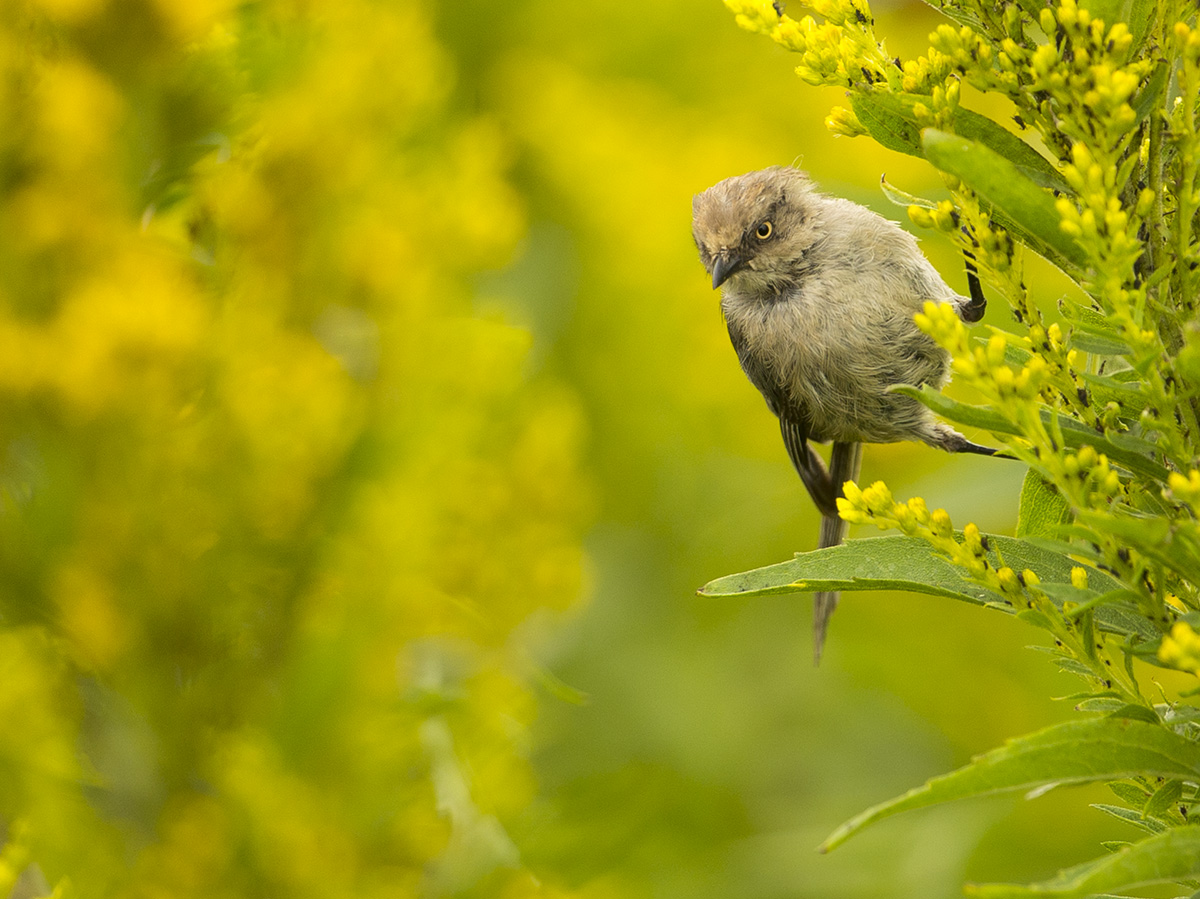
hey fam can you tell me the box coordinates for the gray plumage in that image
[692,166,994,664]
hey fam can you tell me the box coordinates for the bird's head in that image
[692,166,821,293]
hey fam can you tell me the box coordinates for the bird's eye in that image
[755,221,773,240]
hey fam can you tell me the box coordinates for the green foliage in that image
[702,532,1122,613]
[821,715,1200,850]
[722,0,1200,894]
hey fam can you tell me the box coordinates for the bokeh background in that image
[0,0,1132,897]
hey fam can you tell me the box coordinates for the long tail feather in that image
[813,440,862,665]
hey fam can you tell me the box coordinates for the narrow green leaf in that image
[851,91,923,156]
[893,385,1170,482]
[1037,583,1098,608]
[1144,779,1184,818]
[1107,704,1161,724]
[1073,697,1128,712]
[1090,804,1163,835]
[698,535,997,604]
[952,108,1069,193]
[849,93,1065,190]
[820,719,1200,853]
[1077,371,1142,402]
[922,129,1089,273]
[699,533,1122,606]
[1072,333,1132,356]
[1131,59,1171,122]
[1066,301,1135,355]
[1075,512,1200,588]
[1017,469,1074,539]
[966,825,1200,898]
[879,176,937,209]
[890,384,1017,434]
[852,95,1067,191]
[1046,588,1144,623]
[915,0,988,30]
[1019,608,1058,630]
[1109,782,1150,805]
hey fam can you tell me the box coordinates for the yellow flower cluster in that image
[825,105,868,136]
[917,300,1119,451]
[1166,469,1200,515]
[1158,621,1200,676]
[916,302,1055,403]
[914,302,1141,520]
[838,482,1040,604]
[1062,445,1125,507]
[1057,145,1158,338]
[1034,5,1140,124]
[724,0,894,89]
[724,0,783,34]
[839,481,1143,697]
[907,199,961,233]
[0,1,592,897]
[917,23,992,93]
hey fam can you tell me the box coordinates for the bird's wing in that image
[779,414,839,518]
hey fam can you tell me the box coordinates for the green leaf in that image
[699,532,1151,645]
[879,175,938,209]
[893,385,1171,482]
[852,94,1067,192]
[698,535,998,605]
[1072,696,1127,712]
[819,719,1200,853]
[1017,469,1074,539]
[1106,703,1161,724]
[966,825,1200,898]
[1144,778,1184,818]
[1076,371,1142,412]
[915,0,988,31]
[1071,333,1132,356]
[1075,511,1200,588]
[1065,301,1135,355]
[851,91,924,156]
[1109,782,1151,805]
[699,533,1127,606]
[701,524,1167,649]
[952,109,1069,194]
[891,384,1016,434]
[1131,59,1171,122]
[1090,803,1163,834]
[921,129,1089,274]
[1054,656,1098,678]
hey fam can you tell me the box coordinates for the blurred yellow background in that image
[0,0,1130,897]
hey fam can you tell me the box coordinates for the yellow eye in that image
[755,221,773,239]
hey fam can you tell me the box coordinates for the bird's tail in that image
[813,441,862,665]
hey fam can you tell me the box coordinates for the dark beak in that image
[711,253,745,289]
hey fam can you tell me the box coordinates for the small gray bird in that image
[692,166,995,663]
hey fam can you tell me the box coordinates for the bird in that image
[692,166,995,664]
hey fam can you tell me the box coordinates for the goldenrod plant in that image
[704,0,1200,895]
[0,2,590,897]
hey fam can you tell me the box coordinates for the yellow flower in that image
[725,0,781,34]
[1159,622,1200,675]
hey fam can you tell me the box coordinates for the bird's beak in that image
[711,252,745,289]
